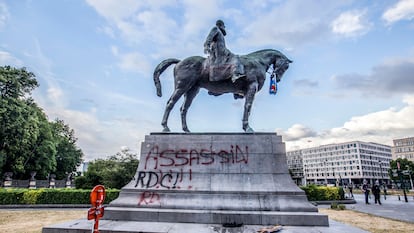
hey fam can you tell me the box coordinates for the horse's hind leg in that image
[180,86,200,133]
[161,89,186,132]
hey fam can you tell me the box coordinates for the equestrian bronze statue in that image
[153,48,292,133]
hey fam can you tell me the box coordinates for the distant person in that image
[349,182,354,198]
[362,179,370,204]
[372,180,382,205]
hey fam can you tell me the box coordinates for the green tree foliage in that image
[51,119,83,180]
[76,149,139,189]
[388,158,414,177]
[0,66,38,99]
[0,66,83,179]
[388,158,414,183]
[20,102,57,179]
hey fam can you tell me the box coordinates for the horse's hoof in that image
[244,127,254,133]
[183,128,191,133]
[162,127,170,132]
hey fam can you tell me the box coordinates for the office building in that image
[287,141,392,186]
[286,150,303,185]
[392,137,414,162]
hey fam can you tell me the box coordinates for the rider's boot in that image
[231,73,246,82]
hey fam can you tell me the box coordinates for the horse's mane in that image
[246,49,286,59]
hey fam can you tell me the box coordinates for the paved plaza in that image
[341,193,414,223]
[44,193,414,233]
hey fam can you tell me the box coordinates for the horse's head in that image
[274,58,292,82]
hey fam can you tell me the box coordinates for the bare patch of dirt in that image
[320,208,414,233]
[0,209,85,233]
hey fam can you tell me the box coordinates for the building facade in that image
[286,141,392,186]
[286,150,303,185]
[392,137,414,162]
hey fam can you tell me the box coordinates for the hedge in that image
[0,188,119,205]
[300,185,345,201]
[1,185,343,205]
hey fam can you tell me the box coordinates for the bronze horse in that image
[153,49,292,132]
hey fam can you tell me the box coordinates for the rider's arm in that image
[204,27,219,54]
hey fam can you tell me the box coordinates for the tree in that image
[388,158,414,185]
[76,149,139,189]
[0,66,38,99]
[51,119,83,180]
[0,66,54,179]
[20,101,57,179]
[0,66,83,179]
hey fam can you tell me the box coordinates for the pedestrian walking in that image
[372,180,382,205]
[349,182,354,198]
[362,179,370,204]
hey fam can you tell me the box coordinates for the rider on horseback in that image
[204,20,245,82]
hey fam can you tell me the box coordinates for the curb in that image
[0,204,89,209]
[313,199,357,205]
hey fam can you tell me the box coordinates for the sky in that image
[1,0,414,161]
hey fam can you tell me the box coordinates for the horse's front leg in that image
[242,82,258,133]
[180,86,200,133]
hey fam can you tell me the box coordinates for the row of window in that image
[360,143,391,152]
[394,138,414,146]
[394,147,414,153]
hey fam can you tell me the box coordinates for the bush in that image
[330,202,346,210]
[0,189,25,204]
[0,188,119,205]
[301,185,344,201]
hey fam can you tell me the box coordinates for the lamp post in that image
[379,160,386,200]
[303,164,307,186]
[406,165,413,191]
[324,160,328,185]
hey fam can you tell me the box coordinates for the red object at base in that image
[87,185,106,233]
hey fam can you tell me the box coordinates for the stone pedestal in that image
[105,132,328,226]
[42,132,329,233]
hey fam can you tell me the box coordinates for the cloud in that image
[85,0,142,22]
[86,0,179,46]
[332,57,414,97]
[41,106,144,160]
[0,2,9,30]
[382,0,414,24]
[285,95,414,151]
[294,79,318,88]
[0,51,23,66]
[291,79,319,96]
[237,1,351,49]
[111,46,152,74]
[279,124,317,141]
[331,10,370,37]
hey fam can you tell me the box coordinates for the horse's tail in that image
[153,58,181,97]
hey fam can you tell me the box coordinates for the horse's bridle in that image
[270,59,287,83]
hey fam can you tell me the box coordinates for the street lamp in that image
[379,160,386,199]
[324,160,328,185]
[303,164,307,186]
[406,165,413,191]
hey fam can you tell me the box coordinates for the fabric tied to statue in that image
[269,76,277,94]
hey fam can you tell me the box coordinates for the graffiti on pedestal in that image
[143,144,249,170]
[136,144,249,206]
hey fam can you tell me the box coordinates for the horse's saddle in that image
[204,54,244,82]
[208,63,234,81]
